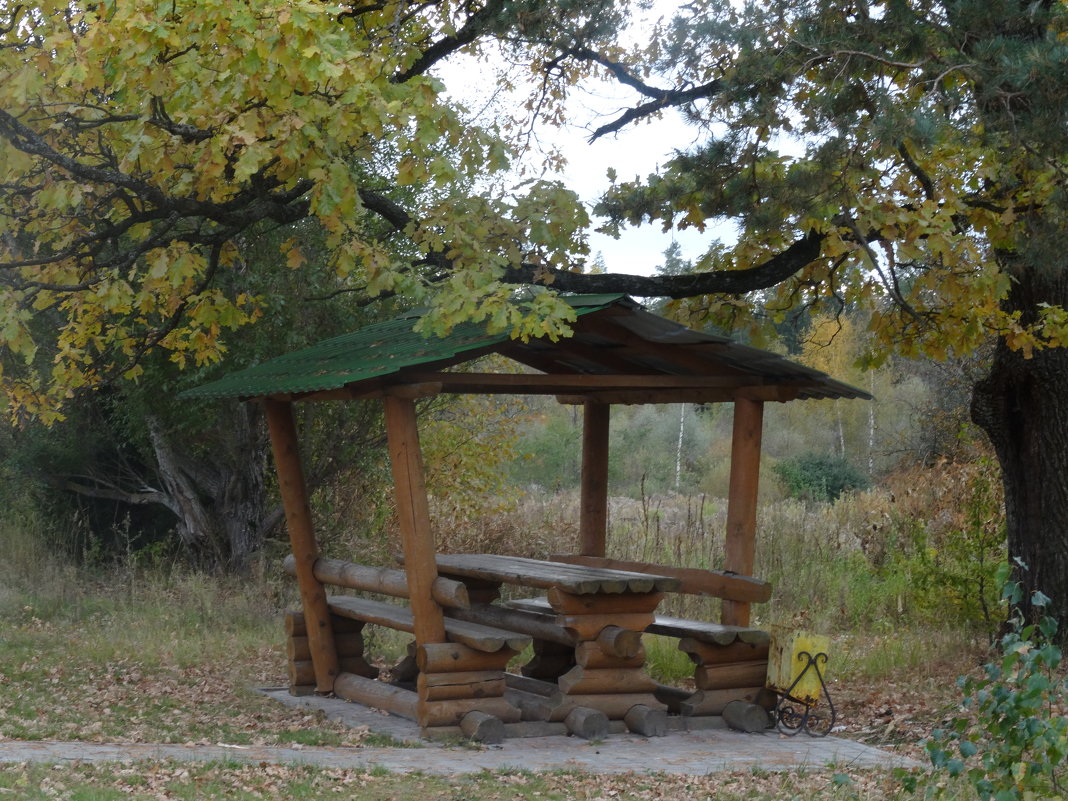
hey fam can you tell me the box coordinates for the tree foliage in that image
[590,0,1068,362]
[773,451,870,502]
[0,0,623,421]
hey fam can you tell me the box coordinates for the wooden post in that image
[383,394,447,645]
[723,396,764,627]
[579,402,611,557]
[264,399,339,693]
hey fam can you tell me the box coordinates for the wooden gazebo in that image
[183,294,868,740]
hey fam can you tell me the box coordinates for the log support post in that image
[723,396,764,627]
[579,402,611,557]
[264,399,339,693]
[383,394,447,646]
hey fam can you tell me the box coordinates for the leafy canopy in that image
[594,0,1068,361]
[0,0,616,421]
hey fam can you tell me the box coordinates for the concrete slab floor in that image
[0,689,921,775]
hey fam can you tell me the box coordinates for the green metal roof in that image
[180,295,632,401]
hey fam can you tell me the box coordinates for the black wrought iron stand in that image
[774,650,836,737]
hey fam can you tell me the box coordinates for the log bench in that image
[327,595,530,654]
[283,555,534,739]
[507,556,776,719]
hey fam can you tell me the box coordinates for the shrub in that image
[927,564,1068,800]
[772,452,870,502]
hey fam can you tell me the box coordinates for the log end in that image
[722,699,772,733]
[623,704,668,737]
[564,706,609,741]
[460,710,506,744]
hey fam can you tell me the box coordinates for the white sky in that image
[437,3,728,280]
[548,94,721,276]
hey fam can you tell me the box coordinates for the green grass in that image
[642,633,695,685]
[0,762,978,801]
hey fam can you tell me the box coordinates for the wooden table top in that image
[434,553,681,595]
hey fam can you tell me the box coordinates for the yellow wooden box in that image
[767,629,830,705]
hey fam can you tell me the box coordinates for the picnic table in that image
[431,554,680,727]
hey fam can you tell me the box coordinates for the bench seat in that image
[328,596,531,653]
[506,596,769,646]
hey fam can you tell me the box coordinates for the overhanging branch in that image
[500,230,827,297]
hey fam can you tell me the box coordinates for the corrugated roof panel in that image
[181,295,628,401]
[180,294,871,403]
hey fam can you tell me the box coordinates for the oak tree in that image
[0,0,616,420]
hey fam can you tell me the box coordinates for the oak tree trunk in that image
[972,268,1068,633]
[147,405,274,573]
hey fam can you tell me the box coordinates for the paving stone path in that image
[0,690,921,775]
[0,733,919,775]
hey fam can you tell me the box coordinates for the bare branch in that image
[897,141,936,200]
[587,79,722,141]
[566,47,671,100]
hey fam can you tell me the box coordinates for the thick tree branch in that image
[587,79,723,141]
[0,108,312,233]
[566,47,672,100]
[500,230,827,297]
[393,0,507,82]
[51,475,176,513]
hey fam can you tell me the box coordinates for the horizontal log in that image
[417,671,507,701]
[460,710,505,744]
[432,553,679,594]
[287,632,364,662]
[558,666,658,695]
[678,638,771,666]
[646,615,770,646]
[284,555,470,609]
[417,642,517,674]
[504,673,564,701]
[403,371,767,393]
[419,696,522,728]
[446,604,575,647]
[564,706,608,740]
[285,610,365,637]
[624,703,668,737]
[555,385,801,405]
[503,688,559,722]
[575,640,646,669]
[422,721,573,740]
[722,699,772,732]
[548,554,772,603]
[560,612,654,641]
[327,596,531,653]
[679,686,766,717]
[546,588,664,615]
[288,656,379,686]
[549,692,666,722]
[333,671,418,722]
[596,625,643,659]
[694,660,769,691]
[669,715,729,732]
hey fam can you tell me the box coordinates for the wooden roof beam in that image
[575,314,747,377]
[504,339,649,375]
[390,372,767,394]
[555,386,804,405]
